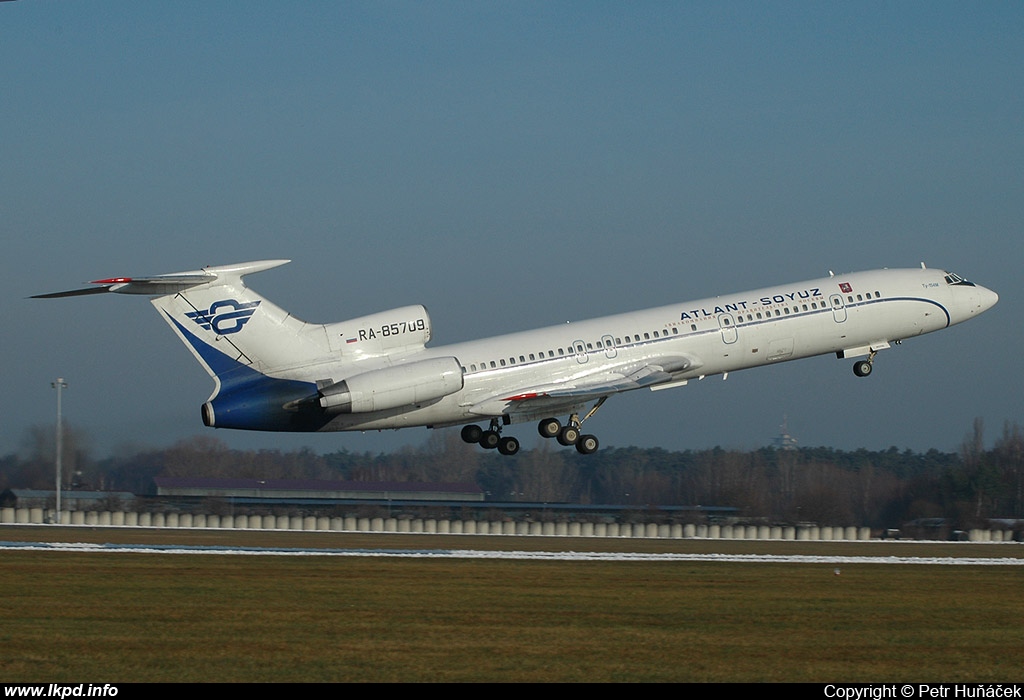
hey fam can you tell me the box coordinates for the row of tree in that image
[3,419,1022,529]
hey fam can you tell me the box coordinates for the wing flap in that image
[469,353,702,417]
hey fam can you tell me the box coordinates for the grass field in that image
[1,526,1022,682]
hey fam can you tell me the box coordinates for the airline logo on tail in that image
[185,299,261,335]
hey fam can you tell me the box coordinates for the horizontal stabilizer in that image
[31,286,116,299]
[30,260,290,299]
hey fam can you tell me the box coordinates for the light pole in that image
[51,378,67,524]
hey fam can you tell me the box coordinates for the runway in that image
[2,539,1022,564]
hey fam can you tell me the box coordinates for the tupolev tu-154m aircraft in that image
[34,261,997,455]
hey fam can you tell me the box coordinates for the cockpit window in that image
[944,272,975,287]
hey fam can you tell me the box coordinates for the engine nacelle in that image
[318,356,463,414]
[326,305,432,357]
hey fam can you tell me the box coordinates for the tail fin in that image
[149,260,330,378]
[34,260,331,431]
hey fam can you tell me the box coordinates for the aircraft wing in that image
[468,354,702,417]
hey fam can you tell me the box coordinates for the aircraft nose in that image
[977,285,999,312]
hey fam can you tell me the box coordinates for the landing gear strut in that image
[853,350,877,378]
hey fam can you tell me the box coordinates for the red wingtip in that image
[90,277,133,284]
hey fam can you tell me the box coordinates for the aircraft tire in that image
[479,430,501,449]
[461,424,483,444]
[498,436,520,456]
[557,425,580,446]
[538,418,561,438]
[575,434,599,455]
[853,360,873,377]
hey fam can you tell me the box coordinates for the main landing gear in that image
[537,415,600,455]
[461,419,520,456]
[461,398,608,457]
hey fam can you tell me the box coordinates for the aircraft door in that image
[830,294,847,323]
[573,339,589,364]
[601,334,617,359]
[719,313,738,344]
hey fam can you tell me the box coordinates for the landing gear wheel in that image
[461,424,483,444]
[498,436,520,456]
[538,418,561,439]
[575,434,599,455]
[853,360,873,377]
[557,425,580,446]
[479,430,501,450]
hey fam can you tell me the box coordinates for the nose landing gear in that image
[852,350,878,377]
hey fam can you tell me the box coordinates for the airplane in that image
[33,261,997,456]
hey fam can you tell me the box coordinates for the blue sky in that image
[2,2,1020,457]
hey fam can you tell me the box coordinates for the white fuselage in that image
[305,266,997,432]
